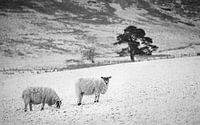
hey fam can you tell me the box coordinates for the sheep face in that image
[101,76,112,85]
[55,100,62,109]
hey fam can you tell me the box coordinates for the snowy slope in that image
[1,56,200,125]
[1,0,200,70]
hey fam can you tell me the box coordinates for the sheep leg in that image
[29,102,33,111]
[94,94,97,103]
[77,92,83,106]
[24,103,28,112]
[41,102,45,110]
[41,97,47,110]
[94,93,100,103]
[24,98,30,112]
[97,94,100,102]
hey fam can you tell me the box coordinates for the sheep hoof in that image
[77,103,81,106]
[94,101,97,103]
[41,108,44,111]
[24,110,27,112]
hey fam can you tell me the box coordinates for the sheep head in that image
[101,76,112,85]
[55,99,62,109]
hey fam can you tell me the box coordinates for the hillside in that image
[1,56,200,124]
[0,0,200,71]
[1,1,200,124]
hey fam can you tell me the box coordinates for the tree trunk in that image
[128,38,138,62]
[130,48,135,62]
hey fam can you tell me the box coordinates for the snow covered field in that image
[1,56,200,125]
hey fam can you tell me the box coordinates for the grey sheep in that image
[75,76,111,105]
[22,87,62,112]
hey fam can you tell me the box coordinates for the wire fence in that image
[0,52,198,75]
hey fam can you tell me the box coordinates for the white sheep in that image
[75,76,111,105]
[22,87,62,112]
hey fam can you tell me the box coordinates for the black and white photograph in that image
[0,0,200,124]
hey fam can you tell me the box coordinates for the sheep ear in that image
[108,76,112,79]
[101,77,104,79]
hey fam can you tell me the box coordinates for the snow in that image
[1,56,200,125]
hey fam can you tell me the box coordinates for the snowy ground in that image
[1,56,200,125]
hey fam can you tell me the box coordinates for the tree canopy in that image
[114,25,158,61]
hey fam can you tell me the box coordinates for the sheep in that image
[22,87,62,112]
[75,76,111,105]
